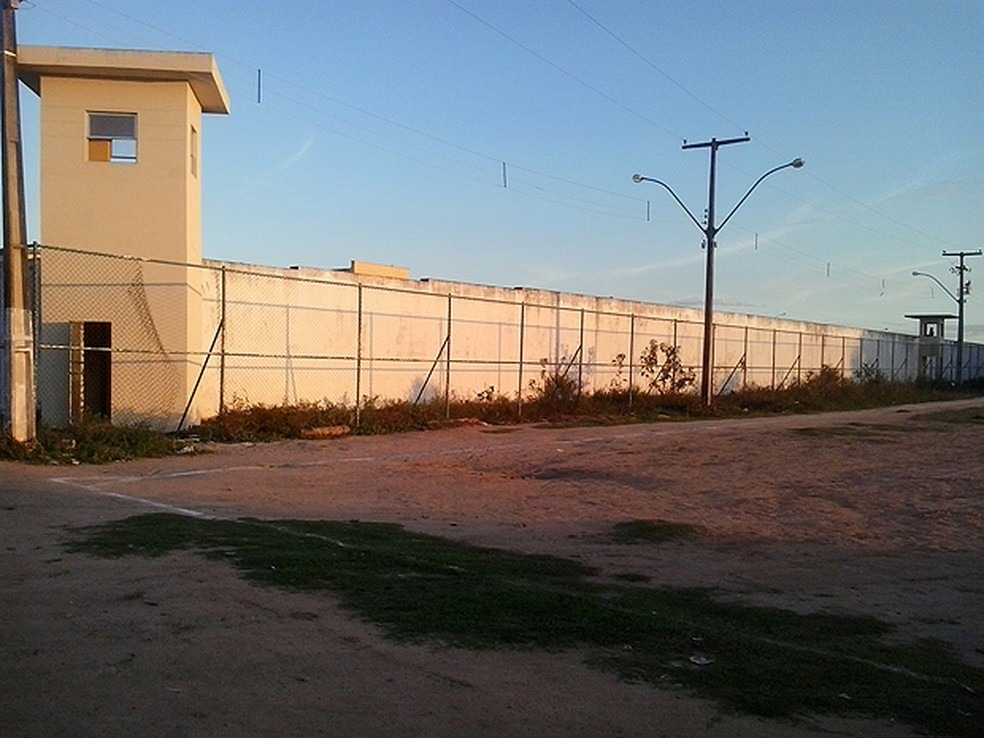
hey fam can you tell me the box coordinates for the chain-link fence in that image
[32,245,984,430]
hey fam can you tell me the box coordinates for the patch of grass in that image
[0,420,185,464]
[65,513,983,737]
[792,422,918,439]
[914,408,984,426]
[612,571,651,583]
[612,519,704,544]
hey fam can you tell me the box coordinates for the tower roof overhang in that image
[16,45,230,114]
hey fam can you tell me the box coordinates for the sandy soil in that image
[2,398,982,737]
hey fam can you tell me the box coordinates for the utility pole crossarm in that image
[681,135,751,151]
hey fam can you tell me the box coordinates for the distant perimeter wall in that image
[33,246,984,429]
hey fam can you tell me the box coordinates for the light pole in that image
[913,248,981,384]
[633,141,803,406]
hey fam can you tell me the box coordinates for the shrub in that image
[0,419,179,464]
[639,340,697,395]
[191,399,352,442]
[526,358,581,416]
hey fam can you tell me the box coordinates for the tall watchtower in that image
[905,313,955,382]
[18,46,229,426]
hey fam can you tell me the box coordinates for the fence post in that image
[445,294,452,419]
[177,318,223,432]
[771,329,778,389]
[577,308,585,400]
[283,299,291,404]
[517,302,526,419]
[797,332,803,383]
[629,313,635,408]
[29,242,40,426]
[743,326,749,388]
[219,265,226,415]
[355,284,363,428]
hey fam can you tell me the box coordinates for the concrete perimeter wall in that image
[34,247,984,429]
[190,259,983,424]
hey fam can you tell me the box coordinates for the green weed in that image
[0,420,184,464]
[793,423,918,439]
[612,519,704,543]
[914,408,984,426]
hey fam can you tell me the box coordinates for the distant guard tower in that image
[17,47,228,426]
[905,313,955,382]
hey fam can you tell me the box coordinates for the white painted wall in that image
[175,258,977,425]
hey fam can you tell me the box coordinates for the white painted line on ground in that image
[50,476,212,518]
[151,464,268,479]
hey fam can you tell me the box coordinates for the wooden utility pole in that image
[1,0,35,442]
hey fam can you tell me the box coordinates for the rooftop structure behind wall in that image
[347,261,411,280]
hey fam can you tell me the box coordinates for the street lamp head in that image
[791,158,805,169]
[632,173,644,183]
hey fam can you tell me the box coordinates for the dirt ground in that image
[2,398,983,737]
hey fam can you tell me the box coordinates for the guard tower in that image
[905,313,955,382]
[18,46,229,426]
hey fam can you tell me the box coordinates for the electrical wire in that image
[445,0,683,141]
[69,0,653,219]
[564,0,746,136]
[558,0,963,250]
[29,1,965,276]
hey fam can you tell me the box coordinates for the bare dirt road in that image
[2,399,982,737]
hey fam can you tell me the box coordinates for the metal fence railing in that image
[31,245,984,429]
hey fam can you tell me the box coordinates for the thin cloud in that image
[226,136,316,195]
[611,250,704,277]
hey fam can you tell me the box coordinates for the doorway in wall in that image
[70,321,112,421]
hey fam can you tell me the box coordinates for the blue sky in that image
[15,0,984,339]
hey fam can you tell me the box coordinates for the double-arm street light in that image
[913,248,981,384]
[633,137,804,406]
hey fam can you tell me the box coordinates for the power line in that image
[32,1,966,259]
[46,0,653,220]
[445,0,683,140]
[558,1,963,251]
[564,0,746,135]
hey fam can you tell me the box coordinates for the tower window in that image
[88,112,137,163]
